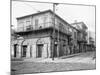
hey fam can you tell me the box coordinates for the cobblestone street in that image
[11,51,96,75]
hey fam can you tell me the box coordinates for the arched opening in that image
[36,38,44,58]
[22,45,27,57]
[21,40,28,58]
[37,44,43,57]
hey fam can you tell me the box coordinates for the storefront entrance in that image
[53,44,57,57]
[22,45,27,57]
[37,44,43,57]
[14,44,17,57]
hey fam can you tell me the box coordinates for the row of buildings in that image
[11,10,95,59]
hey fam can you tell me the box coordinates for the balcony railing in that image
[26,25,33,31]
[16,22,52,32]
[16,22,72,36]
[77,36,87,43]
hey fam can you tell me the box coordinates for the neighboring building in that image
[67,26,79,54]
[71,21,88,52]
[87,31,96,51]
[87,31,95,45]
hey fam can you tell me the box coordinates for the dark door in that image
[14,44,17,57]
[53,45,57,57]
[22,45,27,57]
[37,44,43,57]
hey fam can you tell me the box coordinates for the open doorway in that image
[37,44,43,57]
[22,45,27,57]
[53,44,57,57]
[14,44,17,57]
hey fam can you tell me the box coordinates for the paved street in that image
[11,51,96,75]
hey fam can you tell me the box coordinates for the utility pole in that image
[57,21,60,57]
[52,3,59,60]
[52,3,56,60]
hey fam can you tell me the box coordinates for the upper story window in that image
[77,32,81,39]
[57,21,60,29]
[18,22,24,27]
[26,21,33,30]
[59,23,62,30]
[51,17,54,24]
[43,15,48,27]
[61,23,65,31]
[17,22,24,31]
[69,27,72,33]
[74,31,77,39]
[43,15,47,23]
[62,24,66,32]
[35,19,39,29]
[59,23,65,32]
[26,21,31,26]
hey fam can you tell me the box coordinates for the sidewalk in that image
[23,52,82,62]
[59,53,82,59]
[36,51,95,64]
[12,51,95,64]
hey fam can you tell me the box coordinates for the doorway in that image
[37,44,43,57]
[14,44,17,57]
[22,45,27,57]
[53,44,57,57]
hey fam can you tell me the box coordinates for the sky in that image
[12,1,95,33]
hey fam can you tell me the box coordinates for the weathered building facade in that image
[11,10,87,60]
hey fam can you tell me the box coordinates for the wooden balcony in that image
[77,37,87,43]
[15,22,72,36]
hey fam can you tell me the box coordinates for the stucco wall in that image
[17,11,70,35]
[17,12,52,31]
[11,37,51,58]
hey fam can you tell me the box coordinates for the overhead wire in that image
[23,2,41,12]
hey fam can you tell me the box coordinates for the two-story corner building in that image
[11,10,73,60]
[71,21,88,52]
